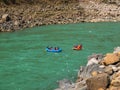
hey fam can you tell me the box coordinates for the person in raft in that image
[78,44,82,48]
[47,46,53,50]
[74,44,82,49]
[54,47,59,50]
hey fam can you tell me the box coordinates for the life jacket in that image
[77,45,82,49]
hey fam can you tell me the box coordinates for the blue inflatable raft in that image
[46,48,62,52]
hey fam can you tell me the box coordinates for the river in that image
[0,22,120,90]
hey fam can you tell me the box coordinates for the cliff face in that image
[0,0,120,32]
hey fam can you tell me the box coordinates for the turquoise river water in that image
[0,22,120,90]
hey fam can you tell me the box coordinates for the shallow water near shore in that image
[0,22,120,90]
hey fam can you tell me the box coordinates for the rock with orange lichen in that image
[99,53,120,65]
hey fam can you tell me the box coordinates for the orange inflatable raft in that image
[72,45,82,50]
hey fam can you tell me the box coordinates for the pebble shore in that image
[0,1,120,32]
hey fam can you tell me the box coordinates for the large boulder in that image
[99,53,120,65]
[86,73,110,90]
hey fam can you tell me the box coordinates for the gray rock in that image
[57,79,75,89]
[78,64,104,80]
[87,54,104,66]
[113,46,120,53]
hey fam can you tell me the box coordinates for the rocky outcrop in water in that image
[55,46,120,90]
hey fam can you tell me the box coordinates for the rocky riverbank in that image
[0,0,120,32]
[55,46,120,90]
